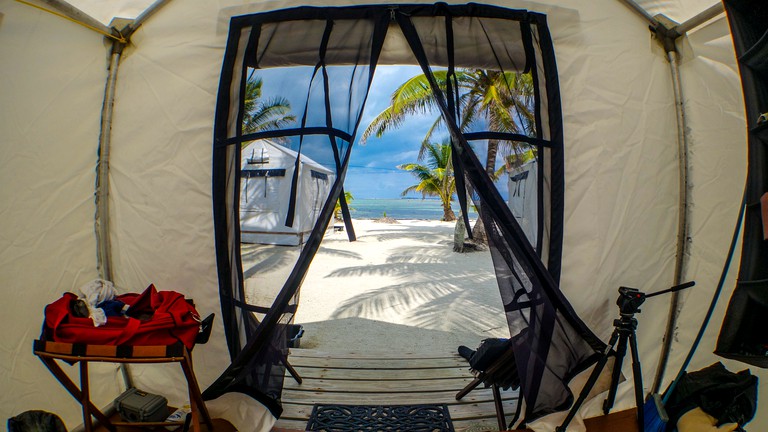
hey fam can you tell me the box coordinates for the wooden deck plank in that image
[283,376,477,393]
[292,365,472,380]
[281,388,516,405]
[274,348,517,432]
[288,356,465,369]
[289,348,459,360]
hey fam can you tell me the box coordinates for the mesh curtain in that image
[207,3,606,422]
[716,0,768,368]
[206,8,387,414]
[393,7,605,419]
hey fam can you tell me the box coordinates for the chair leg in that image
[281,355,303,384]
[456,377,483,400]
[493,384,507,431]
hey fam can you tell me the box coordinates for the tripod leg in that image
[629,331,644,432]
[602,333,628,415]
[556,329,619,432]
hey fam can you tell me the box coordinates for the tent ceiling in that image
[53,0,720,29]
[253,17,528,69]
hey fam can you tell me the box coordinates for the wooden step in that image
[274,348,519,431]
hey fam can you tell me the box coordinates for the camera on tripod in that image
[556,280,696,432]
[617,287,647,315]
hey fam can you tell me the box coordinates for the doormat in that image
[305,404,455,432]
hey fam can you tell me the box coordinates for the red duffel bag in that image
[43,284,201,349]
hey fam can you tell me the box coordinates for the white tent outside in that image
[507,160,539,247]
[240,140,333,246]
[0,0,761,431]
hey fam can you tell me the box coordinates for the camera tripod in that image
[555,281,695,432]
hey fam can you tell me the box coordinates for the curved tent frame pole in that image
[615,0,726,395]
[95,42,122,282]
[652,44,690,395]
[94,1,172,281]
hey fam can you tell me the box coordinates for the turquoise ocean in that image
[349,198,478,220]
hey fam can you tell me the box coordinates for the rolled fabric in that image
[78,279,118,327]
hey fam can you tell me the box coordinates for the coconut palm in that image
[362,68,536,241]
[398,140,456,222]
[334,191,354,221]
[242,75,296,139]
[361,69,535,174]
[458,70,536,175]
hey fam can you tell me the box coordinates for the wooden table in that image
[33,339,213,432]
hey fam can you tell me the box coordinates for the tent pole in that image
[650,30,692,395]
[95,42,123,282]
[94,3,172,392]
[613,1,723,397]
[93,0,173,282]
[132,0,173,30]
[35,0,112,35]
[615,0,658,26]
[676,3,725,35]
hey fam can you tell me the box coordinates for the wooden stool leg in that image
[38,356,115,431]
[80,362,93,432]
[181,348,213,431]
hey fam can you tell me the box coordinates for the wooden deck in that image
[273,348,518,431]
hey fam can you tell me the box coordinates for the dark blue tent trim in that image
[241,169,286,178]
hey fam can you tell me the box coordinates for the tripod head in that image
[616,281,696,316]
[617,287,646,315]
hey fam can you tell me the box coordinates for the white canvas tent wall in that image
[240,140,333,246]
[0,0,763,431]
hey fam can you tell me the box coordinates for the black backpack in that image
[664,362,758,431]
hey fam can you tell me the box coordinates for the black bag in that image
[665,362,758,430]
[7,411,66,432]
[469,338,511,372]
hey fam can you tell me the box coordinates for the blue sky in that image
[255,65,505,199]
[347,66,437,199]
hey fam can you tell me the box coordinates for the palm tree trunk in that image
[471,139,498,244]
[442,201,457,222]
[485,139,499,174]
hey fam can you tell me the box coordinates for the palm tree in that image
[242,75,296,141]
[457,70,535,175]
[362,68,536,241]
[334,191,354,221]
[398,140,456,222]
[361,69,535,173]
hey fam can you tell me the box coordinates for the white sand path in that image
[293,219,510,353]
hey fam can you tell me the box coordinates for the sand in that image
[292,219,510,354]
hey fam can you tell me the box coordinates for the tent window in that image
[310,170,328,180]
[241,168,285,178]
[209,4,604,423]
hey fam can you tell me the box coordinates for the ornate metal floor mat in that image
[305,404,455,432]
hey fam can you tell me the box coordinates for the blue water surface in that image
[349,198,478,220]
